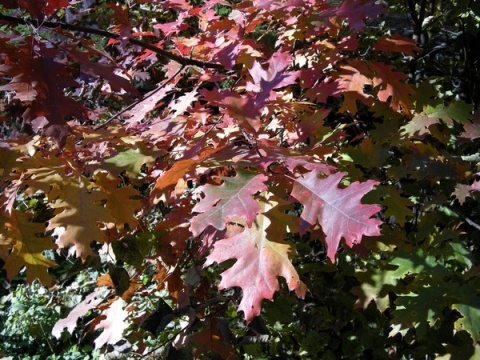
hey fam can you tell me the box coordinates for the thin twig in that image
[0,14,224,70]
[449,153,480,163]
[446,206,480,231]
[93,65,185,130]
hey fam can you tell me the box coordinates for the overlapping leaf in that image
[204,211,307,322]
[190,170,268,236]
[46,181,115,259]
[0,210,56,285]
[291,171,382,262]
[93,298,129,349]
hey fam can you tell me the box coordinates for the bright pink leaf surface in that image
[94,298,129,349]
[291,171,382,262]
[246,52,300,106]
[204,213,307,323]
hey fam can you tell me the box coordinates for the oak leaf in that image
[149,145,224,204]
[94,172,142,229]
[246,52,300,107]
[124,84,175,128]
[52,287,109,339]
[1,210,56,285]
[186,318,235,359]
[371,62,415,116]
[46,181,115,259]
[93,298,129,349]
[291,171,382,262]
[0,49,85,145]
[102,143,158,181]
[200,88,262,132]
[460,121,480,140]
[204,212,307,322]
[190,170,268,237]
[334,0,386,31]
[373,34,420,56]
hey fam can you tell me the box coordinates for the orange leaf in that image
[374,34,420,56]
[149,145,224,204]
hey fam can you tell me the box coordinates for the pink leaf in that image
[52,288,108,339]
[190,170,268,236]
[204,213,306,322]
[124,84,175,128]
[94,298,129,349]
[291,171,382,262]
[246,52,300,107]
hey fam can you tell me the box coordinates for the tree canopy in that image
[1,0,480,358]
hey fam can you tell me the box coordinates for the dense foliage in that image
[1,0,479,358]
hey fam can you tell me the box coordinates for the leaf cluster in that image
[1,0,480,358]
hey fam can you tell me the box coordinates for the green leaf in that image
[363,185,413,226]
[390,248,438,278]
[103,144,158,179]
[452,277,480,343]
[392,280,454,338]
[112,231,164,268]
[352,262,398,312]
[440,101,473,124]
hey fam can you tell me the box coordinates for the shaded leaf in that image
[334,0,387,30]
[1,210,56,285]
[453,277,480,344]
[46,181,115,259]
[373,34,420,56]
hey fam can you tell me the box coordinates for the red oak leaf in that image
[93,298,129,349]
[154,11,191,36]
[373,34,420,56]
[246,52,300,107]
[453,181,480,204]
[460,109,480,139]
[200,88,262,131]
[190,170,268,237]
[124,84,175,128]
[291,171,382,262]
[0,48,84,145]
[371,62,415,117]
[44,0,69,15]
[16,0,46,20]
[149,145,225,204]
[453,184,474,205]
[204,213,307,322]
[169,88,199,117]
